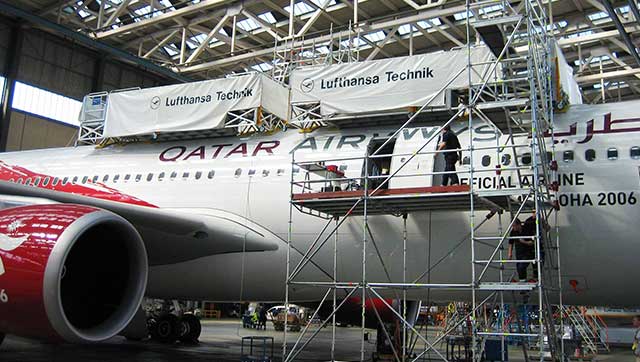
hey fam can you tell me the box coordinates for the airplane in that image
[0,99,638,347]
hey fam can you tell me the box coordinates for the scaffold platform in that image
[292,185,531,216]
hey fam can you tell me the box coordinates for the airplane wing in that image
[0,181,280,266]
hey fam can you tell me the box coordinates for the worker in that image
[633,315,640,362]
[520,213,550,282]
[507,218,534,281]
[258,305,268,330]
[437,125,462,186]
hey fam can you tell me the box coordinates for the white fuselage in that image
[3,101,640,306]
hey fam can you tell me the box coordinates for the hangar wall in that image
[6,110,76,151]
[0,14,174,151]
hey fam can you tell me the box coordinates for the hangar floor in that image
[1,319,635,362]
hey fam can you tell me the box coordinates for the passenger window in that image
[33,177,41,186]
[124,174,131,182]
[102,175,109,182]
[607,148,618,160]
[158,172,165,181]
[462,156,470,165]
[135,174,142,182]
[262,169,270,177]
[521,153,531,165]
[481,155,491,167]
[170,172,177,180]
[147,173,153,182]
[563,150,574,163]
[208,170,215,179]
[585,149,596,162]
[82,176,88,184]
[113,174,120,183]
[182,172,189,179]
[631,146,640,159]
[62,177,69,185]
[501,154,511,166]
[52,177,59,186]
[92,175,99,183]
[277,169,285,176]
[195,171,202,180]
[235,168,242,177]
[72,176,78,184]
[8,178,14,183]
[42,177,50,187]
[17,178,24,184]
[248,169,256,176]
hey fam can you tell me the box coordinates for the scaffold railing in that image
[282,0,564,361]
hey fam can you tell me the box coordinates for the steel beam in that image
[575,68,640,83]
[179,3,468,73]
[0,0,191,82]
[602,0,640,67]
[94,0,233,39]
[0,23,22,152]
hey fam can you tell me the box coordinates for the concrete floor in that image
[0,319,635,362]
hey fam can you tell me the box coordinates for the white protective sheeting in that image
[290,46,495,115]
[554,43,583,105]
[103,73,289,137]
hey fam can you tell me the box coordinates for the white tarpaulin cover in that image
[553,42,582,105]
[104,73,289,137]
[290,46,495,115]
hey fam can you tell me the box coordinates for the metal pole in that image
[180,27,187,64]
[361,151,369,362]
[402,213,408,362]
[231,15,237,55]
[332,216,338,362]
[288,0,295,38]
[283,152,296,360]
[465,1,478,360]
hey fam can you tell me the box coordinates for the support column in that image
[91,55,106,92]
[0,23,23,152]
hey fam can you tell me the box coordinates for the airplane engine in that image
[0,204,147,343]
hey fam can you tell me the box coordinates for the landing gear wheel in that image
[154,314,180,344]
[178,314,202,344]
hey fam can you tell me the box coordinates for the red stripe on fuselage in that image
[0,161,157,208]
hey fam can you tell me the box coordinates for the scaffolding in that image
[283,0,564,361]
[76,73,288,146]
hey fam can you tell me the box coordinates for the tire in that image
[154,314,180,344]
[178,314,202,344]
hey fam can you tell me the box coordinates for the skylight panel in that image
[284,2,314,16]
[164,46,179,56]
[251,62,273,72]
[398,24,419,35]
[237,17,259,32]
[364,30,385,42]
[258,12,277,24]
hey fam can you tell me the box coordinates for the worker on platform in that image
[437,125,462,186]
[633,315,640,362]
[507,218,535,282]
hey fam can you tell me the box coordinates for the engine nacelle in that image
[0,204,147,343]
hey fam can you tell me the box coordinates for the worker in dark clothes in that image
[507,218,535,281]
[521,213,550,282]
[437,125,462,186]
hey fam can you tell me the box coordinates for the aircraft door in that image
[365,138,396,190]
[389,128,440,188]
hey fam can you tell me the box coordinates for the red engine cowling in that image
[0,204,147,343]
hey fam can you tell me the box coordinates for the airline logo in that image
[0,220,28,276]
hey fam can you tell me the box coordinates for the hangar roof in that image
[4,0,640,103]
